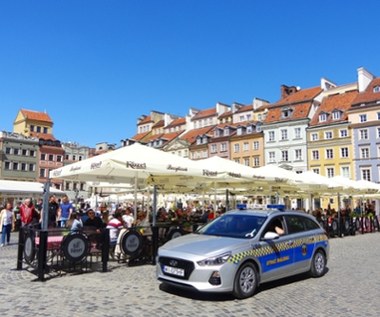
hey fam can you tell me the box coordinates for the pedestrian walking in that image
[0,203,14,246]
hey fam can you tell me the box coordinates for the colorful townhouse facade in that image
[348,69,380,183]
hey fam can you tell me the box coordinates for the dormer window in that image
[281,107,293,119]
[237,127,243,135]
[373,85,380,93]
[196,136,202,145]
[319,113,328,122]
[246,126,253,134]
[224,127,230,136]
[332,110,342,120]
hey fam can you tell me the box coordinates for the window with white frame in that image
[253,156,260,167]
[341,166,350,178]
[268,151,275,163]
[281,150,289,162]
[324,131,333,139]
[311,133,319,141]
[224,128,230,136]
[377,112,380,120]
[253,141,259,151]
[243,142,249,151]
[312,150,319,160]
[326,149,333,159]
[220,143,227,152]
[210,144,217,153]
[234,143,240,153]
[237,128,243,136]
[359,114,367,122]
[280,129,288,140]
[332,111,341,120]
[246,126,253,134]
[377,127,380,138]
[359,129,368,140]
[294,127,301,139]
[243,157,250,166]
[360,147,370,159]
[340,129,348,138]
[295,149,302,160]
[326,167,335,178]
[268,131,275,142]
[373,86,380,93]
[319,113,328,122]
[361,168,371,181]
[340,147,349,158]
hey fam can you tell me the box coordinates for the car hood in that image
[159,233,249,256]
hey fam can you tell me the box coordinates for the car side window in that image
[285,215,305,234]
[303,217,320,230]
[263,216,285,236]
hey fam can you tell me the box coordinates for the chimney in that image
[357,67,375,92]
[280,85,298,99]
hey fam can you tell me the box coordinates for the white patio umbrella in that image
[50,143,207,185]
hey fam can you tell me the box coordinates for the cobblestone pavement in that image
[1,232,380,317]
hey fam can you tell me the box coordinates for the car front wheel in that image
[310,250,327,277]
[232,262,258,299]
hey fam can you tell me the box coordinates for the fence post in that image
[16,227,24,270]
[37,230,48,281]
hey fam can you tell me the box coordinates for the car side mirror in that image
[262,231,279,240]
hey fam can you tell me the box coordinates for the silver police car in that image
[156,208,329,299]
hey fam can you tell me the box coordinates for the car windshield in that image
[197,213,267,239]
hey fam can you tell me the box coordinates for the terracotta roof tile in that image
[218,110,232,119]
[138,115,153,125]
[165,117,186,128]
[180,125,215,144]
[152,119,164,128]
[309,90,358,126]
[145,131,181,143]
[21,109,53,123]
[29,132,56,141]
[264,86,322,124]
[191,107,217,120]
[272,86,322,106]
[130,131,151,141]
[351,77,380,105]
[235,105,253,113]
[264,102,312,124]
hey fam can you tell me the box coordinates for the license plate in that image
[163,265,185,277]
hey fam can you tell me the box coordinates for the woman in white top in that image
[0,203,14,246]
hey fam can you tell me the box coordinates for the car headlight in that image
[197,252,231,266]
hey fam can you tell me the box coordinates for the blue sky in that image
[1,0,379,147]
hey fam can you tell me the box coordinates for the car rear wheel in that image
[310,250,326,277]
[232,262,258,299]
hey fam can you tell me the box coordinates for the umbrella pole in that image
[152,185,158,265]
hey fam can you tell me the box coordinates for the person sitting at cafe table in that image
[68,212,83,233]
[83,209,104,232]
